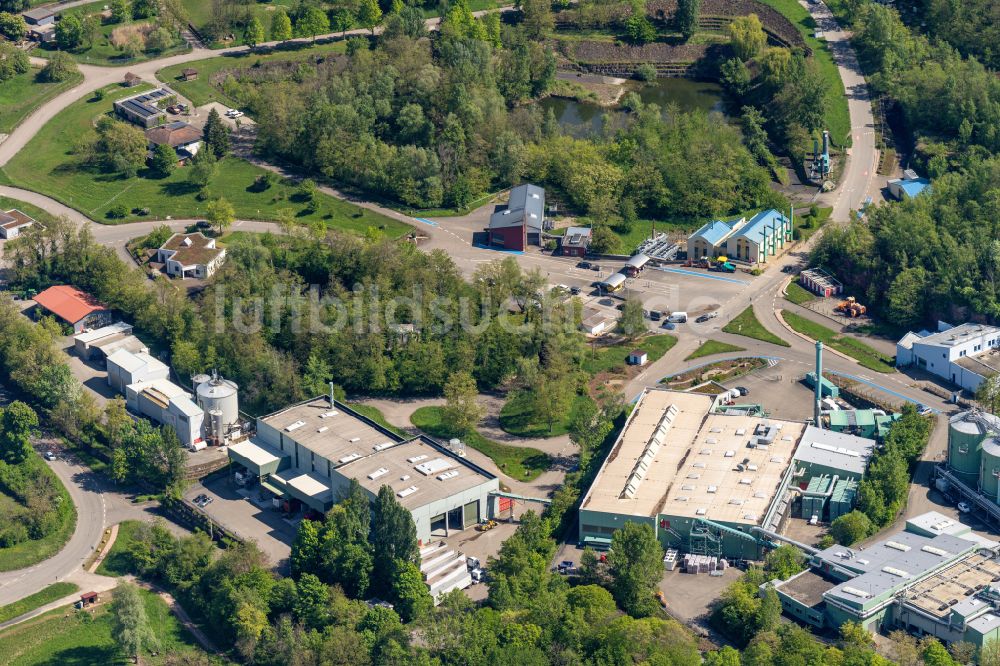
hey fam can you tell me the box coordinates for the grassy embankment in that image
[0,68,83,134]
[685,339,746,361]
[784,280,816,305]
[781,310,895,373]
[722,306,791,347]
[411,407,551,483]
[0,459,76,573]
[0,82,409,235]
[0,583,79,624]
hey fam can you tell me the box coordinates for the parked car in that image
[649,310,661,321]
[916,404,933,416]
[667,312,688,323]
[696,311,719,323]
[662,321,676,330]
[225,108,244,118]
[44,451,56,461]
[470,568,485,583]
[735,386,749,396]
[570,286,581,295]
[590,264,601,271]
[577,261,592,269]
[196,220,211,229]
[958,501,972,514]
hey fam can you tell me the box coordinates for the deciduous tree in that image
[607,521,663,617]
[296,6,330,41]
[371,485,419,594]
[440,371,483,435]
[271,9,292,42]
[55,13,84,50]
[244,16,264,49]
[111,582,158,661]
[150,142,177,176]
[729,13,766,61]
[617,298,645,339]
[357,0,381,35]
[0,12,27,41]
[0,401,37,465]
[675,0,700,41]
[206,197,235,235]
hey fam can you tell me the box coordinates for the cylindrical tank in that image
[196,376,239,434]
[981,437,1000,501]
[209,409,224,445]
[191,373,211,394]
[949,411,1000,486]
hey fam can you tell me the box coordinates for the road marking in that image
[414,217,438,227]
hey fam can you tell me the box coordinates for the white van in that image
[667,312,688,323]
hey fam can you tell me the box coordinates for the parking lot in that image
[720,360,819,420]
[184,474,295,571]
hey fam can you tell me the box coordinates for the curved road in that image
[0,0,882,605]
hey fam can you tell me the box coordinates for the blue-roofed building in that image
[888,175,931,200]
[687,209,793,264]
[725,209,792,264]
[687,218,739,259]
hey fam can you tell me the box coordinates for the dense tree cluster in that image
[812,157,1000,324]
[0,41,29,84]
[856,405,930,529]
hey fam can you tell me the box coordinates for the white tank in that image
[191,373,211,394]
[196,375,239,435]
[209,409,224,444]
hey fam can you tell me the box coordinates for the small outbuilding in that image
[559,226,591,258]
[123,72,142,87]
[80,591,99,606]
[33,285,111,334]
[581,312,609,336]
[800,268,842,298]
[627,350,648,366]
[887,171,930,200]
[22,6,56,25]
[181,68,198,81]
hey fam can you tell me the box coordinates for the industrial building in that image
[33,285,112,334]
[896,322,1000,392]
[485,184,545,251]
[827,409,900,441]
[191,373,242,445]
[126,379,204,448]
[799,268,843,298]
[578,389,808,559]
[74,322,136,360]
[942,410,1000,501]
[107,348,169,394]
[792,426,874,482]
[686,209,793,265]
[559,226,592,258]
[887,170,931,200]
[771,513,1000,650]
[226,396,500,543]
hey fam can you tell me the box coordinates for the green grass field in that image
[582,334,677,375]
[722,306,791,347]
[0,583,79,625]
[411,406,551,482]
[781,310,895,372]
[0,586,205,665]
[157,40,348,107]
[35,1,190,66]
[0,68,83,134]
[0,82,409,235]
[96,521,141,578]
[685,339,746,361]
[0,461,77,573]
[757,0,852,147]
[181,0,332,49]
[499,392,591,438]
[785,280,816,305]
[347,403,409,438]
[794,206,831,241]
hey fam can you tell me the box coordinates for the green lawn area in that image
[684,339,746,361]
[35,2,190,66]
[0,583,79,624]
[499,392,590,438]
[0,68,83,134]
[794,206,831,241]
[157,40,348,107]
[411,406,551,482]
[722,306,791,347]
[182,0,332,49]
[582,334,678,375]
[96,521,141,578]
[785,280,816,305]
[757,0,852,147]
[0,82,409,235]
[0,586,206,665]
[781,310,895,373]
[347,403,409,438]
[0,461,77,573]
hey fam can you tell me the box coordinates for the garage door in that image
[463,500,479,528]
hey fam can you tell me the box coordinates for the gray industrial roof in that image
[793,425,875,477]
[820,532,975,605]
[913,322,1000,348]
[949,410,1000,437]
[489,184,544,231]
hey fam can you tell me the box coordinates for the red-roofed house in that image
[33,286,112,333]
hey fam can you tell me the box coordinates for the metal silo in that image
[982,437,1000,502]
[949,411,1000,487]
[196,373,239,442]
[191,373,212,394]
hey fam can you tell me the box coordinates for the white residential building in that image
[897,322,1000,392]
[156,233,226,279]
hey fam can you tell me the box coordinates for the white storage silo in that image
[196,374,239,442]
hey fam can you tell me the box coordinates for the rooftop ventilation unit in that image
[725,450,736,458]
[739,478,752,485]
[681,484,695,491]
[842,587,871,599]
[693,462,707,468]
[415,458,452,476]
[400,474,410,481]
[407,455,429,463]
[770,457,785,463]
[696,508,707,516]
[397,485,418,498]
[339,453,360,464]
[373,442,394,452]
[349,437,360,443]
[710,427,722,434]
[676,496,689,502]
[367,468,388,480]
[729,499,743,505]
[285,420,305,432]
[687,473,700,479]
[883,566,910,578]
[885,541,911,552]
[320,410,338,418]
[317,426,328,433]
[736,428,746,436]
[707,486,718,493]
[922,545,949,557]
[743,513,758,521]
[706,438,718,445]
[437,470,459,481]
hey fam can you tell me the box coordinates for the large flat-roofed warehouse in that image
[772,512,1000,650]
[578,388,806,559]
[227,397,499,543]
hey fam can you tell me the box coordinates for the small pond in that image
[539,77,728,136]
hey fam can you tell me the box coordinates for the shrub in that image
[107,204,129,219]
[635,63,657,81]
